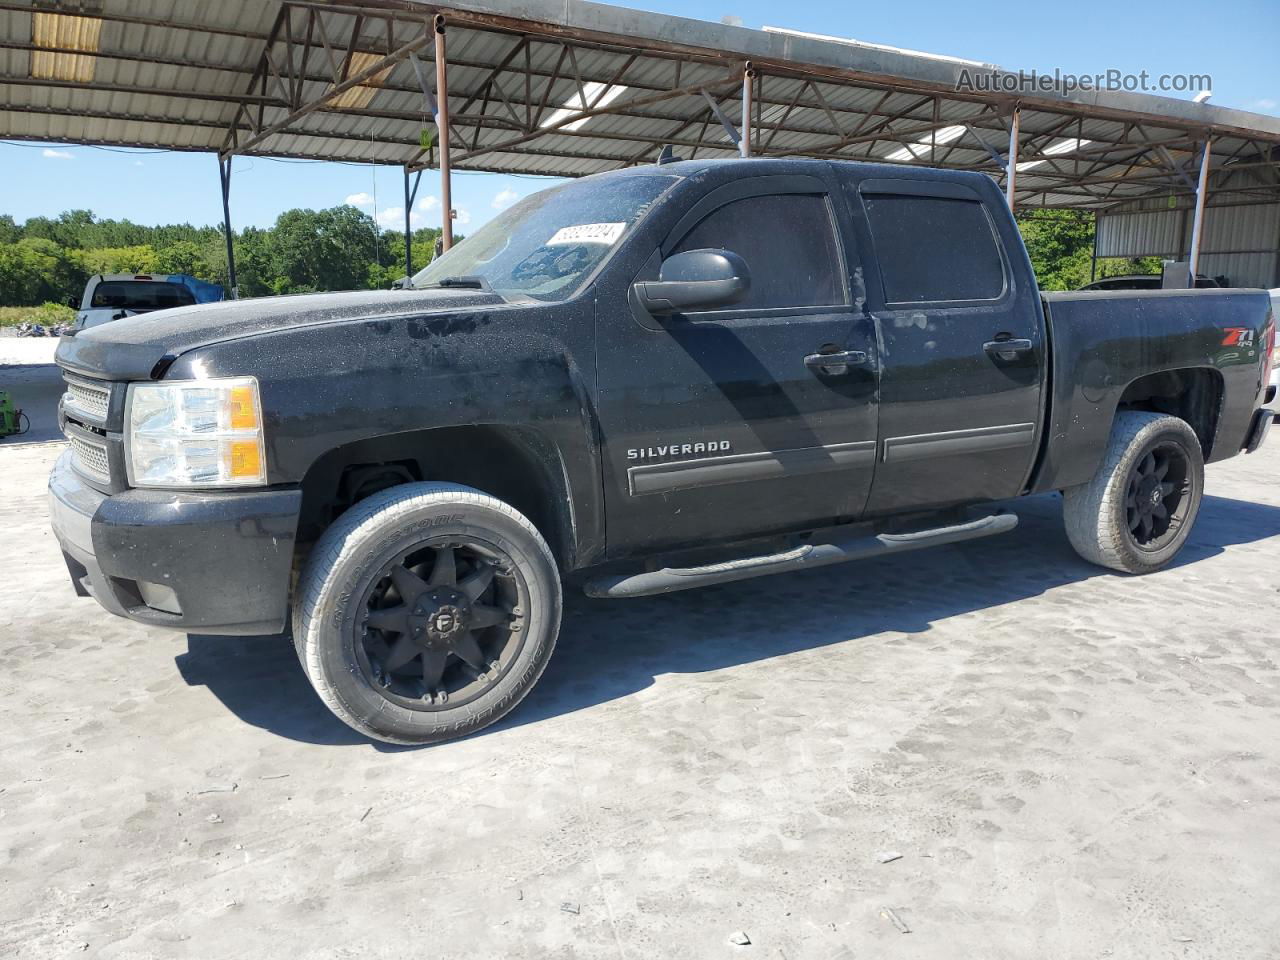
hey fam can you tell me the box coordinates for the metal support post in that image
[434,15,453,251]
[1005,106,1020,211]
[218,155,237,298]
[740,62,754,158]
[1188,139,1212,283]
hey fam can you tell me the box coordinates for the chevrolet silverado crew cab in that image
[50,157,1276,745]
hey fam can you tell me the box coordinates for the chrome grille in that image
[68,433,111,482]
[65,379,110,420]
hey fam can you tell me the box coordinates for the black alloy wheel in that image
[1123,442,1191,551]
[357,539,526,710]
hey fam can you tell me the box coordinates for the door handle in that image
[804,349,869,374]
[983,337,1034,361]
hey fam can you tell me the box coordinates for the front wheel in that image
[1063,411,1204,574]
[293,482,561,745]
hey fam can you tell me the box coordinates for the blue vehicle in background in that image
[73,273,224,331]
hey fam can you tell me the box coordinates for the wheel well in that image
[1116,367,1223,457]
[295,425,575,570]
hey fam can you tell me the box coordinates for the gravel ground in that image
[2,431,1279,959]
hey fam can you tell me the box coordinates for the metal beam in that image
[740,62,755,158]
[1157,145,1200,193]
[771,95,936,157]
[700,88,741,147]
[434,73,740,170]
[224,28,434,158]
[0,75,284,107]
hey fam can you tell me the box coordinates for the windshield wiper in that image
[421,275,491,291]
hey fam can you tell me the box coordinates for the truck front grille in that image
[65,379,111,420]
[68,432,111,483]
[64,378,110,419]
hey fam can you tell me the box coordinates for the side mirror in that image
[633,248,750,315]
[66,296,80,309]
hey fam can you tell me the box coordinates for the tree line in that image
[0,206,445,307]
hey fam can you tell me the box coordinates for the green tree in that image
[1016,210,1096,290]
[74,244,159,275]
[0,214,20,245]
[154,239,206,276]
[0,205,457,306]
[0,238,85,305]
[1018,210,1170,290]
[271,206,379,294]
[228,228,276,298]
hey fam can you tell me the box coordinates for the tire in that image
[292,482,561,745]
[1063,411,1204,574]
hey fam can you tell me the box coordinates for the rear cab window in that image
[90,281,197,311]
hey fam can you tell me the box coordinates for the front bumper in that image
[48,450,302,635]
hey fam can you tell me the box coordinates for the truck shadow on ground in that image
[177,491,1280,749]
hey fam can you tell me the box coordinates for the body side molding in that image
[627,440,876,496]
[882,422,1036,463]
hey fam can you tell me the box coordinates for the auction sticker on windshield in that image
[547,222,627,246]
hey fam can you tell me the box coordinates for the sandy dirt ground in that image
[2,408,1280,958]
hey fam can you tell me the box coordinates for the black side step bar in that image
[584,513,1018,599]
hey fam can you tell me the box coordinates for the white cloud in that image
[407,195,468,227]
[42,148,73,160]
[376,206,425,229]
[345,191,375,208]
[133,160,144,167]
[1250,98,1277,112]
[491,188,519,210]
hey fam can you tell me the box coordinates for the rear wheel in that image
[1063,411,1204,574]
[293,482,561,744]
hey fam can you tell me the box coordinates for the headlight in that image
[126,377,267,487]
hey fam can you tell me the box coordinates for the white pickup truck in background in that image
[73,273,224,331]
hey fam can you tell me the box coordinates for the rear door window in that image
[90,281,196,311]
[861,194,1006,304]
[672,194,846,310]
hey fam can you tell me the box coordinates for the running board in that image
[584,513,1018,599]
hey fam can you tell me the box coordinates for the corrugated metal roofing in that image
[2,0,1279,210]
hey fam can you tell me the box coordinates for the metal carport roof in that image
[3,0,1279,207]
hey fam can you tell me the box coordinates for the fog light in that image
[137,580,182,615]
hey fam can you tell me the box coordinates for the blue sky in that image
[1,0,1275,232]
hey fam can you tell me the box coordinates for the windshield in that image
[411,174,676,301]
[90,280,196,311]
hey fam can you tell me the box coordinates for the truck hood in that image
[55,287,507,380]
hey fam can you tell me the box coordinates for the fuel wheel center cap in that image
[1135,475,1161,513]
[410,589,472,648]
[432,609,461,633]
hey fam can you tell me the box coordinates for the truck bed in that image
[1032,287,1273,493]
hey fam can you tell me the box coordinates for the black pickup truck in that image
[50,157,1275,744]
